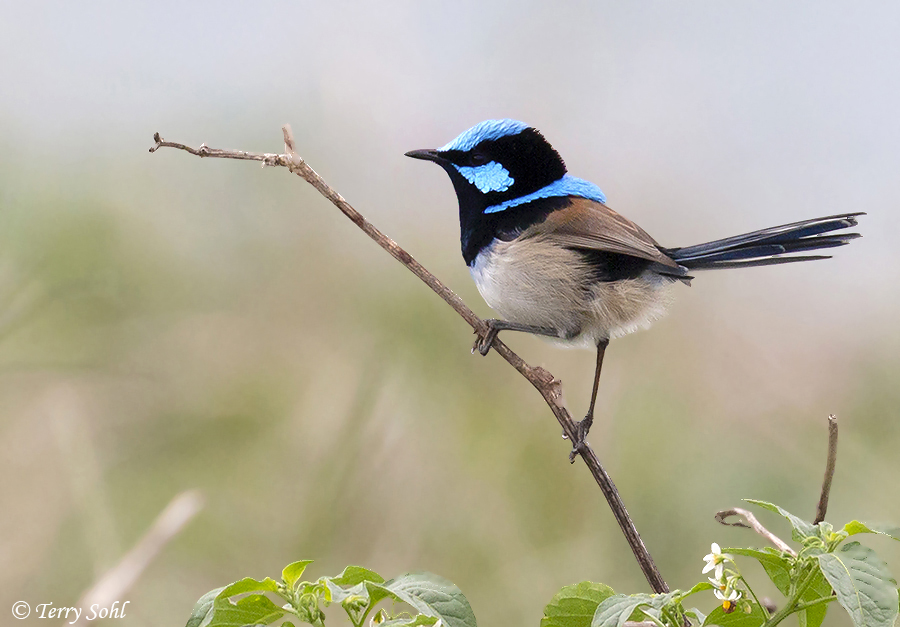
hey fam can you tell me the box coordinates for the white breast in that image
[469,237,675,348]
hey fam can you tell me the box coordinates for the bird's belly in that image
[469,238,674,347]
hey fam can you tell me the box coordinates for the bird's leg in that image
[569,339,609,461]
[474,319,560,356]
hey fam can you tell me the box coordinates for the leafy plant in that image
[185,561,476,627]
[183,502,897,627]
[542,501,899,627]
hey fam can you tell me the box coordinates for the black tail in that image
[664,212,863,270]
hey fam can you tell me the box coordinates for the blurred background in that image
[1,2,899,626]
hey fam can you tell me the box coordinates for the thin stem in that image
[763,565,819,627]
[735,573,765,614]
[644,614,668,627]
[814,415,838,524]
[794,596,836,611]
[150,129,669,593]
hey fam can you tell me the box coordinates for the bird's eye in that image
[470,152,488,166]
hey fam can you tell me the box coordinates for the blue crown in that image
[439,119,529,152]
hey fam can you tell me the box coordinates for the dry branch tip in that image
[814,414,838,524]
[715,507,796,556]
[149,132,163,153]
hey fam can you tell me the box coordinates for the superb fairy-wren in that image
[406,119,861,449]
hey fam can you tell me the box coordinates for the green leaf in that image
[591,593,677,627]
[592,594,651,627]
[725,547,792,596]
[644,592,679,611]
[541,581,616,627]
[685,607,707,625]
[797,567,832,627]
[365,581,400,609]
[682,582,714,598]
[378,616,439,627]
[380,572,476,627]
[325,580,366,605]
[844,521,900,542]
[283,560,315,588]
[207,593,285,627]
[185,587,224,627]
[745,500,816,541]
[329,565,385,586]
[702,601,767,627]
[817,541,899,627]
[219,577,280,597]
[318,566,383,607]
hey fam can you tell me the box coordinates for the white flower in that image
[714,587,741,602]
[702,543,733,580]
[716,586,742,613]
[708,576,726,590]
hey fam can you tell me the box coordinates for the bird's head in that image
[405,119,568,216]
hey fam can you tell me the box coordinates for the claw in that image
[567,414,594,463]
[473,321,500,356]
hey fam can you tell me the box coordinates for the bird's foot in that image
[567,413,594,463]
[472,319,502,356]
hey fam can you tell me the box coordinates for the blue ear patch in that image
[453,161,515,194]
[440,119,529,152]
[484,175,607,214]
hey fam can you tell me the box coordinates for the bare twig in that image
[150,128,669,593]
[149,133,283,165]
[65,490,205,627]
[814,415,838,524]
[715,508,796,556]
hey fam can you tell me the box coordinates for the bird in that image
[405,119,862,451]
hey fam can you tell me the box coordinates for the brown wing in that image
[522,197,683,270]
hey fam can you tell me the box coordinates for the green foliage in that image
[725,548,791,596]
[186,588,225,627]
[845,522,900,542]
[541,582,616,627]
[819,542,898,627]
[185,561,475,627]
[283,561,316,589]
[593,591,685,627]
[744,500,817,542]
[542,501,899,627]
[185,502,899,627]
[796,566,830,627]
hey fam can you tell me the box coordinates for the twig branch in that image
[150,128,669,593]
[149,133,283,165]
[66,490,205,627]
[814,415,838,524]
[715,508,796,556]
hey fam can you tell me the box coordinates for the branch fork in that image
[716,415,840,554]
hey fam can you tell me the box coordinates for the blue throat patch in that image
[440,119,529,152]
[483,175,607,214]
[453,161,514,194]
